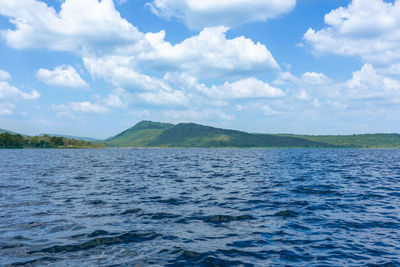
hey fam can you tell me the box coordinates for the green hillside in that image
[2,121,400,149]
[148,123,330,148]
[279,134,400,148]
[106,121,174,147]
[106,121,400,148]
[107,121,332,148]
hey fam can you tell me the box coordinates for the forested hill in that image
[277,134,400,148]
[106,121,174,147]
[106,121,400,148]
[2,121,400,149]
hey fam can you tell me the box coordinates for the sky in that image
[0,0,400,138]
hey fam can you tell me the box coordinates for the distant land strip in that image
[1,121,400,149]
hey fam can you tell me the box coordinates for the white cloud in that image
[236,101,281,115]
[163,109,234,121]
[0,103,14,115]
[139,90,188,106]
[201,77,284,99]
[52,101,110,114]
[296,90,309,101]
[0,0,143,52]
[84,27,280,84]
[83,56,172,91]
[0,71,39,117]
[1,1,278,79]
[142,27,279,77]
[274,64,400,107]
[98,87,131,108]
[379,63,400,76]
[345,63,400,99]
[0,70,12,81]
[1,0,283,115]
[148,0,296,29]
[0,81,40,100]
[0,0,289,119]
[273,71,300,86]
[301,72,331,85]
[303,0,400,65]
[275,71,330,86]
[163,72,283,100]
[36,65,88,88]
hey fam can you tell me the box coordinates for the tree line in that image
[0,133,99,149]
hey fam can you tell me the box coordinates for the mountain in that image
[107,121,334,148]
[106,121,174,147]
[106,120,400,148]
[147,123,331,148]
[3,121,400,148]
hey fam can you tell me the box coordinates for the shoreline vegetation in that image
[0,133,103,149]
[2,120,400,149]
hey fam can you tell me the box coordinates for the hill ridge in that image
[106,121,334,148]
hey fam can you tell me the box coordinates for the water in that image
[0,149,399,266]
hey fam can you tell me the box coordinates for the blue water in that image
[0,149,399,266]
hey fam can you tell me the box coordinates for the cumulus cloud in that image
[0,81,40,100]
[274,71,331,87]
[83,56,172,91]
[0,0,282,117]
[199,77,284,99]
[36,65,88,88]
[0,70,39,116]
[303,0,400,65]
[148,0,296,29]
[274,64,400,107]
[0,0,143,51]
[52,101,110,114]
[142,27,279,77]
[0,70,12,81]
[83,26,279,88]
[1,1,279,79]
[0,0,288,120]
[346,63,400,99]
[163,72,283,99]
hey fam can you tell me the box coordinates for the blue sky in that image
[0,0,400,138]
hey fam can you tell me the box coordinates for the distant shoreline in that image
[2,147,399,150]
[2,121,400,149]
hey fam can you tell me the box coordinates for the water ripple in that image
[0,148,399,266]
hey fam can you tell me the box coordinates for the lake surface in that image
[0,149,399,266]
